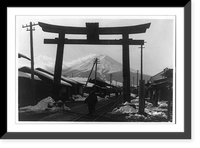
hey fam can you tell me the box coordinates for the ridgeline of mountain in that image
[61,54,151,84]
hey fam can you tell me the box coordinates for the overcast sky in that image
[17,16,175,76]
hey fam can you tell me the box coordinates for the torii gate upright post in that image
[52,32,65,100]
[38,22,150,102]
[122,33,131,102]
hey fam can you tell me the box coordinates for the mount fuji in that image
[61,54,151,84]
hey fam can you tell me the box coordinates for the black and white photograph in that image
[17,16,175,122]
[3,3,192,141]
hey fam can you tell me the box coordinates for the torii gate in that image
[39,22,150,102]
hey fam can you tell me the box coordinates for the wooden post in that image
[52,32,65,101]
[122,33,130,102]
[139,45,145,113]
[94,58,97,92]
[85,60,96,88]
[140,45,144,81]
[155,89,159,107]
[22,22,38,104]
[109,73,112,97]
[150,88,153,103]
[137,70,139,87]
[110,74,112,85]
[139,80,145,113]
[168,83,172,121]
[29,22,35,104]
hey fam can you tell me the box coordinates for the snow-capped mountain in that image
[61,54,151,83]
[31,54,151,84]
[63,54,125,75]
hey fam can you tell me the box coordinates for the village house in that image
[69,77,94,95]
[147,68,173,106]
[35,68,81,96]
[18,66,72,107]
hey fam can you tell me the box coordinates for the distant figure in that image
[84,91,98,116]
[115,90,118,98]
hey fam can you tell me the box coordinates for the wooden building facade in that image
[147,68,173,106]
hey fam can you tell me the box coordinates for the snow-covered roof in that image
[149,68,173,83]
[105,80,123,87]
[19,66,72,87]
[61,76,77,84]
[70,77,88,82]
[18,71,41,81]
[35,70,72,87]
[70,77,94,87]
[85,82,94,87]
[36,68,77,85]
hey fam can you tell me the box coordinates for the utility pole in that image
[85,59,96,88]
[109,73,113,96]
[110,74,112,85]
[139,45,144,81]
[138,45,145,114]
[84,57,100,94]
[94,58,100,92]
[22,22,38,104]
[137,70,139,87]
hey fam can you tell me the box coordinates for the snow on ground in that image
[19,94,169,121]
[112,105,138,114]
[71,94,86,101]
[20,94,110,114]
[19,97,70,113]
[125,113,147,120]
[109,96,169,122]
[131,93,137,98]
[158,101,168,108]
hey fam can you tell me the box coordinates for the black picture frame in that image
[2,1,191,139]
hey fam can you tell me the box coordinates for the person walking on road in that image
[84,91,98,116]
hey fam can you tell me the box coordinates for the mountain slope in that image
[62,54,151,84]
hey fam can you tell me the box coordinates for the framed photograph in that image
[3,1,191,139]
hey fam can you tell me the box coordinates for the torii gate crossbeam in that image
[39,22,150,102]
